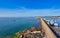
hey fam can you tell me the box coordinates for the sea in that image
[0,17,40,38]
[0,17,60,38]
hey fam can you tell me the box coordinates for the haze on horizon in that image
[0,0,60,17]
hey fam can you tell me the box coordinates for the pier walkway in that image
[40,18,60,38]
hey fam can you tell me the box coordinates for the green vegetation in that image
[12,33,21,38]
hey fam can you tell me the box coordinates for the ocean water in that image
[0,17,60,38]
[0,17,40,37]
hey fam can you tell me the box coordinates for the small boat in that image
[50,20,54,25]
[49,20,58,27]
[54,23,58,27]
[44,19,58,27]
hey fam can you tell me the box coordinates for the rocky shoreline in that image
[15,27,45,38]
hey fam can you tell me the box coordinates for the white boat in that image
[49,20,54,25]
[54,23,58,27]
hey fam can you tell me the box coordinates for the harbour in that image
[0,0,60,38]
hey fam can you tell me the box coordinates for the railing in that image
[40,18,57,38]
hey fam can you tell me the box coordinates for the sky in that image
[0,0,60,17]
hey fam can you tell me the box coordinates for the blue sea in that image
[0,17,40,37]
[0,17,60,38]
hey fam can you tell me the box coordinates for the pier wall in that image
[40,18,57,38]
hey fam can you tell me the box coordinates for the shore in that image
[13,27,45,38]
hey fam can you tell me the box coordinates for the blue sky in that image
[0,0,60,17]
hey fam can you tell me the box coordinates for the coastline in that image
[13,27,42,38]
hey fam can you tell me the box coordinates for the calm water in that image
[0,17,60,37]
[0,17,40,37]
